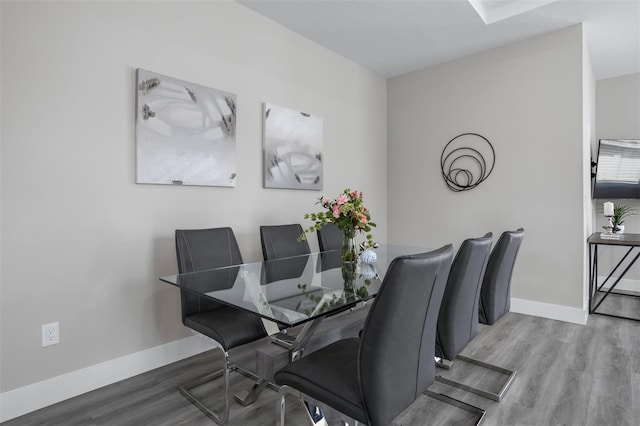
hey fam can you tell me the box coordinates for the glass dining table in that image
[160,244,431,357]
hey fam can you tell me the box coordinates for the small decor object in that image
[612,204,637,234]
[263,103,323,190]
[359,263,377,280]
[135,69,237,187]
[300,189,377,262]
[359,249,377,265]
[603,201,614,216]
[441,133,495,192]
[601,201,619,238]
[602,201,637,237]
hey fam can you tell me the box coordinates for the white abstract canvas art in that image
[135,69,237,187]
[263,103,323,190]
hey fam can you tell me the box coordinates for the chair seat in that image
[185,307,266,351]
[274,338,366,423]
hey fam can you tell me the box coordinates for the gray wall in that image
[0,1,387,392]
[582,36,597,308]
[597,73,640,140]
[388,26,588,309]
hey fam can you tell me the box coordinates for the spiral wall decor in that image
[440,133,495,192]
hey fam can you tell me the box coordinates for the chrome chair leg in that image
[435,354,516,402]
[179,348,279,423]
[279,392,286,426]
[424,389,486,425]
[278,385,316,426]
[232,364,279,405]
[235,378,268,406]
[278,385,360,426]
[179,348,230,424]
[434,356,453,370]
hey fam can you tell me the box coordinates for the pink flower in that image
[303,189,375,245]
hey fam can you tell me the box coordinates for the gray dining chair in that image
[175,227,269,425]
[258,224,313,315]
[316,222,343,252]
[479,228,525,325]
[260,224,310,261]
[435,233,517,402]
[274,245,485,426]
[259,223,314,345]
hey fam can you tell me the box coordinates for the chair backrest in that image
[316,222,343,252]
[358,245,454,426]
[175,227,244,319]
[436,233,493,361]
[479,228,525,325]
[260,224,310,261]
[261,255,310,284]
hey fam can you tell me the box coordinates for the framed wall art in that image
[263,103,323,190]
[135,68,237,187]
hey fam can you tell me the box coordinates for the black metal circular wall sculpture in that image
[440,133,495,192]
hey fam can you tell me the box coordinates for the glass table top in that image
[160,244,431,327]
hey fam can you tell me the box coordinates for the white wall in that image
[0,0,387,396]
[388,26,586,312]
[582,32,596,308]
[594,72,640,284]
[596,73,640,140]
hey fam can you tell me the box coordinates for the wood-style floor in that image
[3,311,639,426]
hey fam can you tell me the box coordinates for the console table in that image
[588,232,640,322]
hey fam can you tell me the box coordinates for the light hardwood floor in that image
[3,311,639,426]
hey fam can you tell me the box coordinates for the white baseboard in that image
[0,335,215,423]
[511,297,588,325]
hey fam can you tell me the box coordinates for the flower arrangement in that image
[300,189,377,260]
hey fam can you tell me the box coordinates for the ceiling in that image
[238,0,640,80]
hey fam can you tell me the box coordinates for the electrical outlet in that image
[42,322,60,347]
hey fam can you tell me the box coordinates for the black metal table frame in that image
[588,233,640,322]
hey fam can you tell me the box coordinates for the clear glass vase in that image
[341,229,358,263]
[340,229,358,296]
[342,260,357,294]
